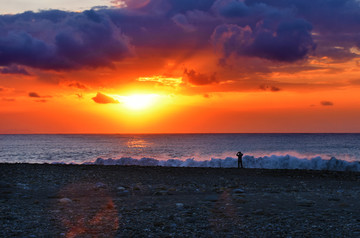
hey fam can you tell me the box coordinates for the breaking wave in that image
[82,155,360,172]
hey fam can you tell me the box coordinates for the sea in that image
[1,133,360,171]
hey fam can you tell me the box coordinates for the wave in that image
[81,155,360,172]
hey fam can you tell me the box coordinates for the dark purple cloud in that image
[244,0,360,61]
[92,92,119,104]
[211,19,315,63]
[0,65,30,75]
[0,0,359,74]
[0,10,132,70]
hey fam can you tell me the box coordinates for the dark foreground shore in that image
[1,164,360,237]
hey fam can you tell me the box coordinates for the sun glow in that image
[122,94,159,110]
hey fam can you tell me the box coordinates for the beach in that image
[1,164,360,237]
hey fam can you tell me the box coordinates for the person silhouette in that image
[236,151,243,168]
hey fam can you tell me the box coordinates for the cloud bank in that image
[0,0,359,82]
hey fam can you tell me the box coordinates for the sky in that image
[1,0,360,133]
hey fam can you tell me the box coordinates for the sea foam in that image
[85,155,360,172]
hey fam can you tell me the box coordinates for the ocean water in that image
[1,134,360,171]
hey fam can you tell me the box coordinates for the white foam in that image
[82,155,360,172]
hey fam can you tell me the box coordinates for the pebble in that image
[233,188,245,194]
[59,198,72,204]
[117,186,126,192]
[2,164,360,238]
[296,199,315,207]
[253,209,265,215]
[328,197,340,201]
[204,195,218,202]
[118,190,130,196]
[95,182,107,189]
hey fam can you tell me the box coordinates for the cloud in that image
[172,14,196,32]
[2,98,15,102]
[111,0,150,9]
[212,0,250,18]
[28,92,50,103]
[28,92,52,98]
[1,0,360,87]
[321,101,334,106]
[68,82,88,90]
[350,79,360,85]
[259,85,281,92]
[184,69,218,85]
[244,0,360,62]
[35,99,48,103]
[92,92,119,104]
[0,65,30,75]
[29,92,41,98]
[0,10,133,70]
[211,20,315,63]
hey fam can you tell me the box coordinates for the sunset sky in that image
[1,0,360,133]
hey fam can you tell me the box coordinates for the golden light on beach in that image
[122,94,159,111]
[56,183,119,238]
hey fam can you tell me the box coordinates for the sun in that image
[122,94,159,110]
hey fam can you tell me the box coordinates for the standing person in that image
[236,151,243,168]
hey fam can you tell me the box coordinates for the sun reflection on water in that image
[126,138,152,148]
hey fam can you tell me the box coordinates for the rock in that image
[234,197,247,203]
[297,199,315,207]
[117,186,126,192]
[133,183,142,191]
[233,188,245,194]
[0,182,11,188]
[16,183,30,190]
[154,221,164,227]
[253,209,265,215]
[185,217,197,223]
[95,182,107,189]
[153,190,168,196]
[176,203,184,209]
[118,190,130,196]
[59,198,72,204]
[204,195,218,202]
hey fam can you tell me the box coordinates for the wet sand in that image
[1,164,360,237]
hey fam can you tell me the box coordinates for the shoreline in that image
[1,164,360,237]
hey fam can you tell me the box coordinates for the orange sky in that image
[1,0,360,133]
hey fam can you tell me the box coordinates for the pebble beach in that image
[1,164,360,237]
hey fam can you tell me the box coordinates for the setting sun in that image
[122,94,159,111]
